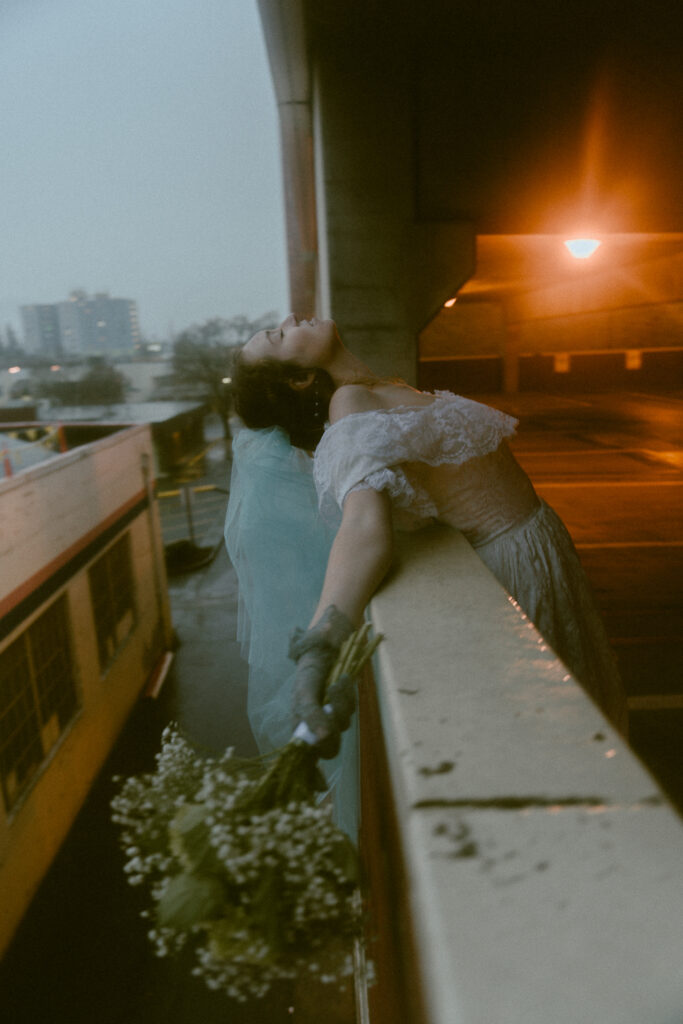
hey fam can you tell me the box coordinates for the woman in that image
[229,313,628,768]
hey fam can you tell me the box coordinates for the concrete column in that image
[404,221,476,338]
[257,0,317,314]
[278,101,317,315]
[311,33,474,383]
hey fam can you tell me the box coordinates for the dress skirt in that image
[473,500,628,734]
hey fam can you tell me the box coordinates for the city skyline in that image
[0,0,289,341]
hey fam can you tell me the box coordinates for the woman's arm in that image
[309,486,394,627]
[309,382,394,625]
[291,485,393,754]
[290,383,394,752]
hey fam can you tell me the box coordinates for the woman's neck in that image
[326,347,379,388]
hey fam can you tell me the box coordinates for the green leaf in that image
[329,834,360,884]
[250,866,289,952]
[169,803,215,872]
[206,908,251,960]
[156,872,225,930]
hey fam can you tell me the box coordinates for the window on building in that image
[0,595,79,812]
[89,533,136,671]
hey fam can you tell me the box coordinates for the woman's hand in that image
[290,488,393,757]
[290,605,355,758]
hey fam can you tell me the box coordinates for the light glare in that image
[564,238,601,259]
[444,297,457,307]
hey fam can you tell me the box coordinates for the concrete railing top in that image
[368,525,683,1024]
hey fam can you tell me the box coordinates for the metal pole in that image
[182,484,196,544]
[141,450,168,634]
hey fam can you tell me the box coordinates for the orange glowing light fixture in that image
[444,297,457,307]
[564,238,601,259]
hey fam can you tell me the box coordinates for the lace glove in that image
[289,605,355,759]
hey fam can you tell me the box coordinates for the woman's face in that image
[241,314,339,367]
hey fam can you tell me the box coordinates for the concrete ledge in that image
[367,525,683,1024]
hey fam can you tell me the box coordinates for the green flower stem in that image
[323,623,382,698]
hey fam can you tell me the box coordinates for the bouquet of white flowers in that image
[111,624,380,1002]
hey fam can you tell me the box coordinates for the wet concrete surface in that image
[1,394,681,1020]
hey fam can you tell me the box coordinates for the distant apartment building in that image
[0,421,173,956]
[20,304,63,359]
[21,291,140,357]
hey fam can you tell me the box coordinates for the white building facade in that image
[20,304,63,359]
[21,291,140,357]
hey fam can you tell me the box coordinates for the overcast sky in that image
[0,0,289,340]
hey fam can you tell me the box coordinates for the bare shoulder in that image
[328,384,384,423]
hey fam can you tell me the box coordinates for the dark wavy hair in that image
[232,351,336,450]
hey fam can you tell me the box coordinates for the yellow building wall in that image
[0,426,173,956]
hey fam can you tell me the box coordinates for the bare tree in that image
[172,313,278,437]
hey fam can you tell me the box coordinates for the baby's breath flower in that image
[110,722,370,1001]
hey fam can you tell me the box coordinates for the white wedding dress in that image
[314,391,627,734]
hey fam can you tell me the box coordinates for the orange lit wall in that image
[509,251,683,353]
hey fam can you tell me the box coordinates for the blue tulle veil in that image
[224,426,359,839]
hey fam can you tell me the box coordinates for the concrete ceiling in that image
[263,1,683,305]
[411,1,683,235]
[305,0,683,235]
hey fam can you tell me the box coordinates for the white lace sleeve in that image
[313,391,517,517]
